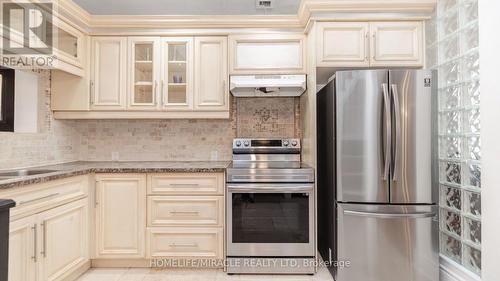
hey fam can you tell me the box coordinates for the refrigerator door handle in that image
[382,83,391,181]
[391,84,402,182]
[344,210,436,219]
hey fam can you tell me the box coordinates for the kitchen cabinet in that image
[38,200,89,281]
[8,199,88,281]
[146,173,224,264]
[194,37,228,111]
[52,36,229,119]
[90,37,127,110]
[229,34,306,74]
[147,227,223,259]
[316,22,370,67]
[316,21,424,67]
[8,216,37,281]
[52,17,86,77]
[95,174,146,258]
[128,37,161,110]
[369,21,423,67]
[161,37,194,110]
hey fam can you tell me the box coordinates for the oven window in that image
[232,193,309,243]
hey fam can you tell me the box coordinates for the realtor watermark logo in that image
[1,1,54,68]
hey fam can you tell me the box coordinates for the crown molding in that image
[53,0,436,34]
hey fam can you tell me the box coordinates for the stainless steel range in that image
[226,138,315,274]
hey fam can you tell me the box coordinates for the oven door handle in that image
[227,184,313,193]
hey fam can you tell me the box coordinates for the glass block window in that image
[427,0,481,276]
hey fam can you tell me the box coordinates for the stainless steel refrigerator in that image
[316,69,439,281]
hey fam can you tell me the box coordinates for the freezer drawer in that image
[337,204,438,281]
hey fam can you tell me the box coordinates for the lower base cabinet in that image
[8,199,89,281]
[147,227,223,258]
[94,174,146,259]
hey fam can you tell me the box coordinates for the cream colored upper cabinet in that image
[38,199,89,281]
[229,34,306,74]
[316,22,370,67]
[194,37,228,111]
[95,174,146,258]
[128,37,161,110]
[90,37,127,110]
[52,18,85,76]
[160,37,194,110]
[370,21,423,67]
[8,216,37,281]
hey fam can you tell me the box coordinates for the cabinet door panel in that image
[194,37,228,111]
[229,34,306,74]
[147,227,223,258]
[317,22,370,67]
[95,174,146,258]
[370,22,423,67]
[91,37,127,110]
[148,196,223,226]
[128,37,161,110]
[8,216,37,281]
[161,37,194,110]
[39,199,88,281]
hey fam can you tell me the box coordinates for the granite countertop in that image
[0,161,231,190]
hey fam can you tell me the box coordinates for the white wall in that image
[14,70,38,133]
[478,1,500,280]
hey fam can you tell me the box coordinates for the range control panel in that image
[232,138,300,150]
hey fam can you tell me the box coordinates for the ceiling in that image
[72,0,302,15]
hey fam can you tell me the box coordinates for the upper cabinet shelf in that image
[229,34,306,74]
[316,21,424,68]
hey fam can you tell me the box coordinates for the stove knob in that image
[235,141,242,147]
[283,140,290,146]
[291,140,298,147]
[243,141,250,147]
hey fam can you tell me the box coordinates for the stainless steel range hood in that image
[229,75,307,97]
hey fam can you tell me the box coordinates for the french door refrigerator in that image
[317,69,439,281]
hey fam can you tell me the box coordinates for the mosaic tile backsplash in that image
[427,0,481,275]
[0,71,81,170]
[1,75,300,168]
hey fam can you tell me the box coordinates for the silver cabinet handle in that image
[365,32,369,61]
[19,193,60,206]
[154,80,158,105]
[391,84,401,182]
[381,83,391,181]
[161,80,164,106]
[372,32,376,59]
[344,210,436,219]
[94,181,99,208]
[41,221,47,257]
[31,224,37,262]
[90,80,95,105]
[169,243,198,248]
[170,183,200,188]
[170,210,199,215]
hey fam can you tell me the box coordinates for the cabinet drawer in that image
[0,176,89,221]
[148,173,224,195]
[147,227,223,258]
[148,196,223,226]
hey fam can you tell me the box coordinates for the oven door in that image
[227,183,315,257]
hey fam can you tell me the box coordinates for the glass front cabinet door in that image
[128,37,161,110]
[160,38,194,110]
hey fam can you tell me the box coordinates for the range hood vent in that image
[230,75,307,97]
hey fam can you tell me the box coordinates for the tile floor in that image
[76,267,335,281]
